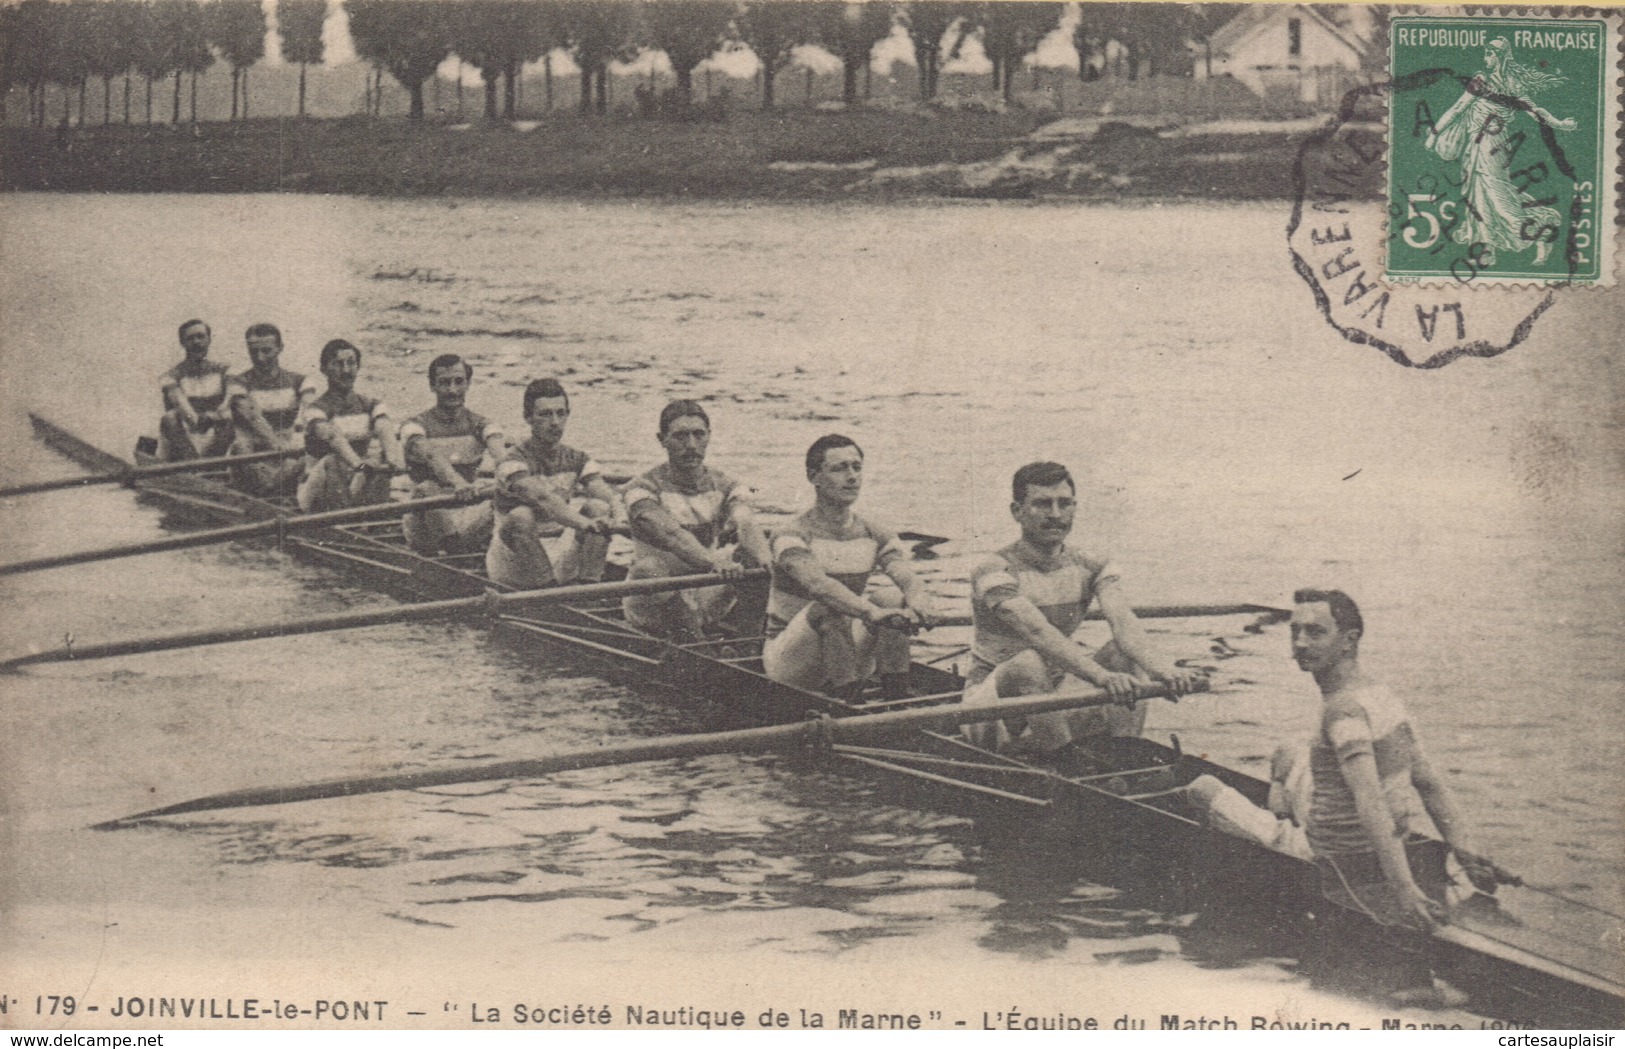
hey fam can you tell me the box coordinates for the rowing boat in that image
[23,413,1624,1027]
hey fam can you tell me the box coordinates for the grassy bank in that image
[3,107,1312,200]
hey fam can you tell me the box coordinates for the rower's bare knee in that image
[499,505,537,545]
[995,650,1050,697]
[868,587,903,610]
[579,498,610,520]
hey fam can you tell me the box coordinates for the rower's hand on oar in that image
[579,517,614,537]
[1150,665,1206,697]
[864,606,918,633]
[1399,883,1449,930]
[707,551,746,581]
[1095,671,1141,705]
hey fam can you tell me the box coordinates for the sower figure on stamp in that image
[959,461,1203,760]
[1290,588,1504,1006]
[623,400,770,641]
[228,323,316,499]
[486,378,621,588]
[1424,37,1576,268]
[158,319,235,462]
[762,434,932,702]
[399,354,506,557]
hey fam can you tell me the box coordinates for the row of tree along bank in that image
[4,0,1265,129]
[2,107,1321,201]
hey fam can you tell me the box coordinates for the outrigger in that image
[13,413,1624,1029]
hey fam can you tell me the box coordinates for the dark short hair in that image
[319,338,360,370]
[523,377,569,417]
[244,322,282,346]
[1012,461,1075,504]
[1293,588,1365,636]
[427,353,471,384]
[659,399,710,437]
[178,319,209,341]
[806,433,862,477]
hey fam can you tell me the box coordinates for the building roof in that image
[1207,3,1367,61]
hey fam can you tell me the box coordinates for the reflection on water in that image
[2,194,1620,1021]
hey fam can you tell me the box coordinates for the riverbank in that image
[1,107,1337,200]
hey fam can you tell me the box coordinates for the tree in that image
[810,1,893,108]
[963,2,1059,101]
[278,0,326,118]
[449,1,558,121]
[348,0,455,120]
[643,0,734,106]
[77,1,139,126]
[209,0,266,121]
[9,0,60,127]
[130,1,179,124]
[168,0,213,123]
[900,1,969,101]
[53,1,99,125]
[559,0,638,116]
[735,2,816,110]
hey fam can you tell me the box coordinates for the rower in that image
[157,319,234,461]
[1290,588,1501,1005]
[227,323,316,499]
[295,339,404,513]
[486,378,620,587]
[761,434,927,700]
[399,354,506,556]
[960,461,1202,756]
[623,400,770,640]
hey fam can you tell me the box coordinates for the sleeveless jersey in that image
[1306,683,1424,857]
[766,509,904,637]
[968,541,1120,677]
[230,367,315,435]
[493,439,602,534]
[624,464,746,562]
[303,389,387,459]
[399,407,502,485]
[160,360,232,415]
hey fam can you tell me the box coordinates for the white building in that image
[1194,5,1371,106]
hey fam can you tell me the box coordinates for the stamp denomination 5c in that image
[1386,13,1619,287]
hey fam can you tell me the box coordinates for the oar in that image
[0,492,478,578]
[926,603,1290,628]
[0,446,302,499]
[94,679,1203,827]
[1,569,769,671]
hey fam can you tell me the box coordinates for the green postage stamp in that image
[1386,12,1620,286]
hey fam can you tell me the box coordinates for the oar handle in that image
[926,603,1289,629]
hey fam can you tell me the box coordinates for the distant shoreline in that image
[1,109,1345,203]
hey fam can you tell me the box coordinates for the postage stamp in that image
[1385,12,1620,286]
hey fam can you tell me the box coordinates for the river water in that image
[1,194,1620,1030]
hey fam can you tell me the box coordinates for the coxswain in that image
[623,400,770,639]
[398,354,506,556]
[960,461,1202,755]
[295,339,404,513]
[226,323,316,499]
[762,434,929,700]
[1290,588,1502,1005]
[157,319,234,461]
[486,378,621,587]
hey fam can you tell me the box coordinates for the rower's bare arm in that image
[374,413,405,472]
[1410,746,1494,885]
[162,382,199,427]
[232,394,280,448]
[731,504,771,569]
[312,416,365,469]
[1341,746,1440,927]
[881,558,933,625]
[994,595,1134,696]
[511,476,597,532]
[407,435,468,494]
[1097,585,1201,693]
[628,500,714,571]
[582,474,624,527]
[779,549,882,622]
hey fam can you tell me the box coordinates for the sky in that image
[254,0,1089,82]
